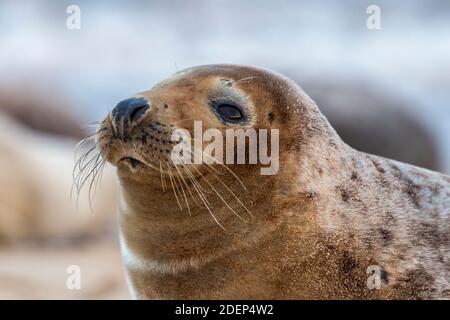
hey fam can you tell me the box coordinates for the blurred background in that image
[0,0,449,299]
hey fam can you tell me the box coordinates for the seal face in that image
[92,64,450,299]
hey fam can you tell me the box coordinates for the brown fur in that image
[96,64,450,299]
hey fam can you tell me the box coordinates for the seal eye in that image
[215,103,244,122]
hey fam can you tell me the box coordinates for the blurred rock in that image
[297,79,441,171]
[0,89,84,139]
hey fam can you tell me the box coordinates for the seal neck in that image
[118,164,279,266]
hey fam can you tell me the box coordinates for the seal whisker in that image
[74,145,97,174]
[74,131,102,153]
[173,163,200,208]
[199,163,253,217]
[215,177,252,217]
[77,152,100,187]
[72,151,102,211]
[171,117,195,124]
[229,76,262,85]
[81,120,101,126]
[159,161,166,192]
[170,165,186,211]
[187,148,247,191]
[74,150,100,190]
[75,134,96,147]
[177,150,253,216]
[171,163,191,216]
[183,167,205,206]
[80,123,104,132]
[90,155,107,204]
[185,149,222,176]
[72,148,99,199]
[190,164,247,222]
[211,160,247,191]
[75,139,95,155]
[74,138,96,162]
[73,136,105,176]
[94,157,107,194]
[72,145,96,188]
[87,154,105,209]
[166,164,183,211]
[183,165,225,230]
[79,154,101,197]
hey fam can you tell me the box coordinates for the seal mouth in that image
[117,154,164,174]
[120,157,144,169]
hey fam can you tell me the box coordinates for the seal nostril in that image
[111,97,150,139]
[130,105,149,123]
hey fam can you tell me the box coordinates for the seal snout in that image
[112,97,150,139]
